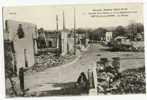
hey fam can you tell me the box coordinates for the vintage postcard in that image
[3,3,145,97]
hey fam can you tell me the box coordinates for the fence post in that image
[88,67,98,95]
[88,69,94,89]
[24,49,28,67]
[19,67,24,92]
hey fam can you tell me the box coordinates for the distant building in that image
[77,32,89,51]
[105,32,112,42]
[4,20,37,74]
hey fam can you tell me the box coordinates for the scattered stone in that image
[25,53,76,74]
[96,57,145,94]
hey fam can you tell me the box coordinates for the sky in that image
[3,3,143,30]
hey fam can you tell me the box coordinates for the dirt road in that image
[24,44,144,96]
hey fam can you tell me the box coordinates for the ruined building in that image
[4,20,37,74]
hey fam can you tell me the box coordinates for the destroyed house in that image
[60,30,68,56]
[35,29,75,56]
[60,30,76,55]
[105,31,112,42]
[35,29,60,55]
[4,20,37,74]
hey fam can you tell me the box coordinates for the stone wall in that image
[5,20,36,73]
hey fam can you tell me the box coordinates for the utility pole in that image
[56,15,59,31]
[74,8,76,55]
[63,11,65,30]
[56,15,61,56]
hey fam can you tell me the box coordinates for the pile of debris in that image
[96,57,121,94]
[95,57,146,94]
[36,53,64,66]
[132,41,144,52]
[26,53,76,72]
[111,67,146,94]
[30,53,63,72]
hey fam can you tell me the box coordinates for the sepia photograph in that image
[3,3,145,97]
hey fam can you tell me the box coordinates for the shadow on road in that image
[36,82,88,96]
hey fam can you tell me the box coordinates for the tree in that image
[86,29,93,40]
[127,23,137,40]
[113,26,127,38]
[127,22,144,40]
[136,23,144,33]
[76,28,86,34]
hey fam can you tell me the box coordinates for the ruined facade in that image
[76,33,89,51]
[35,29,75,56]
[4,20,36,74]
[60,30,75,56]
[4,19,76,75]
[105,32,113,42]
[35,29,60,54]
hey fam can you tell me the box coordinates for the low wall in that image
[88,67,98,95]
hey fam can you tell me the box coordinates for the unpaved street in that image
[24,44,144,95]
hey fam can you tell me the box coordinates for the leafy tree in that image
[136,23,144,33]
[127,23,137,40]
[76,28,87,34]
[127,22,144,40]
[113,26,127,38]
[85,29,93,40]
